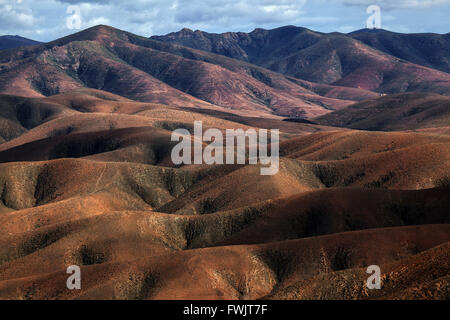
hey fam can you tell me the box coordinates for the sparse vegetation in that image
[258,249,294,283]
[330,246,353,271]
[78,245,107,265]
[0,24,449,300]
[435,177,450,188]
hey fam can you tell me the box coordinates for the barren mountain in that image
[0,35,41,50]
[153,26,450,94]
[315,92,450,131]
[349,29,450,73]
[0,24,449,300]
[0,25,363,118]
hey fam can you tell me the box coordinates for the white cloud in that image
[341,0,450,9]
[0,1,39,30]
[174,0,307,25]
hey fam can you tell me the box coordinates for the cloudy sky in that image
[1,0,449,41]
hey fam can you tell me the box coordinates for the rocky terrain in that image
[0,25,449,300]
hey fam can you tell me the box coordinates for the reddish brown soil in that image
[0,93,448,299]
[0,26,449,300]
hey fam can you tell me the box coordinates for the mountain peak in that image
[43,24,131,48]
[180,27,194,33]
[251,27,267,33]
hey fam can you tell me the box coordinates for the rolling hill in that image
[0,24,449,300]
[315,92,450,131]
[0,89,448,299]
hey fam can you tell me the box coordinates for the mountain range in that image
[0,25,449,300]
[1,25,450,120]
[152,26,450,93]
[0,35,41,50]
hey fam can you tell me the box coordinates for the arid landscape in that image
[0,24,448,300]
